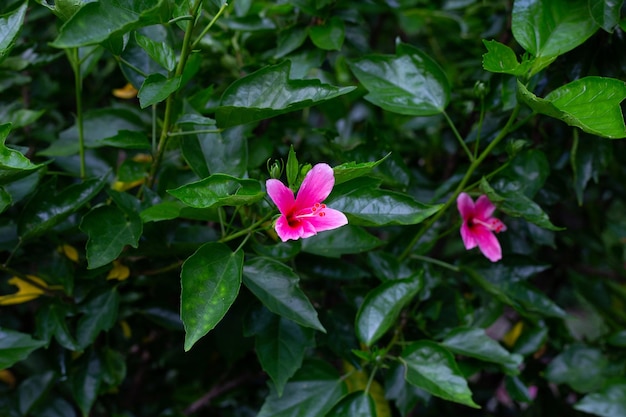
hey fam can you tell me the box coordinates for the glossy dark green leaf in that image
[481,39,531,76]
[33,0,86,21]
[309,17,345,51]
[512,323,548,356]
[51,0,167,48]
[35,397,77,417]
[326,391,376,417]
[19,175,109,240]
[574,379,626,417]
[138,73,181,108]
[349,43,450,116]
[180,125,248,178]
[0,123,42,185]
[328,180,442,226]
[76,288,120,349]
[402,340,479,408]
[0,2,27,63]
[243,257,325,332]
[215,60,355,128]
[39,108,147,156]
[17,370,57,416]
[274,26,308,58]
[101,348,126,387]
[355,274,423,346]
[80,204,142,269]
[35,303,78,351]
[518,77,626,139]
[511,0,598,58]
[385,363,430,416]
[589,0,620,32]
[504,375,534,402]
[332,155,389,185]
[257,360,347,417]
[571,139,610,205]
[441,327,523,374]
[71,350,102,417]
[0,328,47,369]
[0,186,11,214]
[135,31,175,71]
[168,174,264,208]
[545,344,609,393]
[253,312,316,396]
[180,242,243,351]
[301,225,382,258]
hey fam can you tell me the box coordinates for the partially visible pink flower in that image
[457,192,506,262]
[266,163,348,242]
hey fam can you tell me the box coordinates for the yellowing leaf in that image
[58,244,79,262]
[107,261,130,281]
[119,320,132,338]
[0,369,16,387]
[111,178,144,192]
[132,153,153,163]
[503,321,524,347]
[112,83,138,99]
[0,275,48,305]
[342,361,392,417]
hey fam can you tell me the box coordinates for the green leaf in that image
[301,225,382,258]
[135,31,176,72]
[76,288,120,349]
[80,204,142,269]
[441,327,523,374]
[17,371,57,416]
[0,2,28,63]
[545,344,609,393]
[332,154,389,185]
[511,0,598,58]
[328,179,443,226]
[0,123,43,185]
[575,379,626,417]
[349,43,450,116]
[51,0,167,48]
[33,0,86,21]
[19,175,109,240]
[138,73,182,108]
[257,360,348,417]
[180,124,248,178]
[168,174,264,208]
[70,350,102,417]
[326,392,376,417]
[243,257,325,332]
[589,0,621,33]
[481,39,532,76]
[286,145,299,189]
[543,77,626,139]
[215,60,356,128]
[180,242,243,351]
[309,17,345,51]
[0,328,47,369]
[253,312,316,396]
[355,274,423,346]
[402,340,479,408]
[39,108,148,156]
[35,303,78,351]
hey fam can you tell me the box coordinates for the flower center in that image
[287,203,327,227]
[470,217,505,233]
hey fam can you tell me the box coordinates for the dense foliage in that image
[2,0,626,416]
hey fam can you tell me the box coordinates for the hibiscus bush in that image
[2,0,626,415]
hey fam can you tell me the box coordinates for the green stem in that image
[399,105,520,261]
[191,2,229,50]
[167,128,223,137]
[71,48,86,178]
[410,254,460,272]
[147,0,205,189]
[443,111,474,162]
[474,98,485,159]
[364,366,378,395]
[218,212,273,244]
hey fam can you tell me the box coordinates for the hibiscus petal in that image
[456,192,475,220]
[274,215,301,242]
[299,220,319,239]
[306,207,348,233]
[460,222,477,250]
[473,225,502,262]
[266,179,295,215]
[295,163,335,210]
[475,194,496,219]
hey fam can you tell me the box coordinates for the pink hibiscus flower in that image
[457,192,507,262]
[266,163,348,242]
